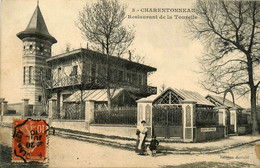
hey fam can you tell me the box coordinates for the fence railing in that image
[7,103,22,114]
[47,75,157,95]
[24,105,47,116]
[237,112,249,125]
[93,107,137,125]
[195,108,219,126]
[62,103,85,120]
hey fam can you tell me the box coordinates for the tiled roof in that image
[206,94,243,109]
[46,48,156,72]
[17,5,57,43]
[137,88,214,106]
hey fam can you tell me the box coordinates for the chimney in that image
[128,50,132,62]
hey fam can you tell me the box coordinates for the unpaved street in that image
[0,126,259,167]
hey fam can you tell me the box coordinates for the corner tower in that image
[17,4,57,105]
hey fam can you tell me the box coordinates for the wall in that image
[90,124,137,139]
[237,125,252,135]
[51,120,87,132]
[2,115,23,123]
[194,126,225,142]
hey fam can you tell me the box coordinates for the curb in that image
[54,128,260,155]
[1,123,259,155]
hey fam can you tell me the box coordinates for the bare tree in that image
[187,0,260,135]
[77,0,135,112]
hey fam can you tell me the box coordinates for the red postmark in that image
[12,119,48,162]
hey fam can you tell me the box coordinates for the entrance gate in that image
[152,105,182,138]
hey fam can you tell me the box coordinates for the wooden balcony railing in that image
[46,75,157,95]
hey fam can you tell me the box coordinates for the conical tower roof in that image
[17,5,57,44]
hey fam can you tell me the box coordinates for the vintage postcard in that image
[1,0,260,167]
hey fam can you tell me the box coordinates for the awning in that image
[63,88,124,103]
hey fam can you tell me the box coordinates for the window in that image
[58,67,61,76]
[38,95,42,102]
[71,65,78,76]
[29,66,32,84]
[23,67,26,84]
[91,63,96,77]
[40,46,44,53]
[127,72,132,83]
[98,65,106,78]
[29,45,33,51]
[119,70,123,82]
[139,74,143,85]
[47,69,51,80]
[132,73,137,85]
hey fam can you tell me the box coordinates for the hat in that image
[141,120,146,124]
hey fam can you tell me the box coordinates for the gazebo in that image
[137,88,225,142]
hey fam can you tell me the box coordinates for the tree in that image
[187,0,260,135]
[77,0,135,112]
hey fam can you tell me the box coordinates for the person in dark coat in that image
[149,135,159,156]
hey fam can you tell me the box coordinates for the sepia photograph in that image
[0,0,260,167]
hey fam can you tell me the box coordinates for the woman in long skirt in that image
[135,120,147,155]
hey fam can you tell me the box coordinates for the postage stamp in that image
[12,118,49,163]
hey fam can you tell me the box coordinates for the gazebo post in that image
[181,100,196,142]
[217,106,228,137]
[230,107,237,135]
[136,100,153,138]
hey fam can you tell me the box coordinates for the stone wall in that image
[89,124,137,139]
[51,120,87,132]
[193,126,225,142]
[2,115,23,123]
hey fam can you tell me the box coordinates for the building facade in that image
[16,4,157,118]
[17,4,57,107]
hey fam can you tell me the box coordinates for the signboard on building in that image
[201,127,216,132]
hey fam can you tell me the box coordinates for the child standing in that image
[149,136,159,157]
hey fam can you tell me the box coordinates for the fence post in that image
[230,107,237,135]
[181,100,196,142]
[217,106,228,137]
[85,100,95,131]
[48,99,57,126]
[21,99,29,119]
[1,98,7,121]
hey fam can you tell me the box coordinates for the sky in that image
[0,0,251,107]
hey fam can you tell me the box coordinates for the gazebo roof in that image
[206,94,243,109]
[137,87,214,106]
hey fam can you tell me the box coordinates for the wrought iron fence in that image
[237,111,249,125]
[93,107,137,125]
[24,105,46,116]
[62,103,85,120]
[152,105,182,126]
[195,107,219,126]
[7,103,22,114]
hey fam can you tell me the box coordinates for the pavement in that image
[1,122,260,155]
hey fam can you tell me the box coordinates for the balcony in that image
[46,75,157,96]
